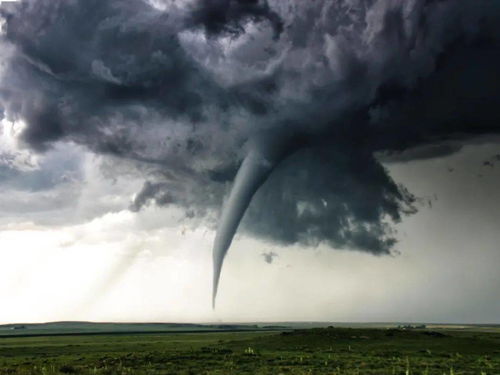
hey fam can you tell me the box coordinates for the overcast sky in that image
[0,0,499,324]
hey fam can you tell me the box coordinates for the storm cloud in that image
[1,0,500,260]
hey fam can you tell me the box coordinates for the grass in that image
[0,327,498,374]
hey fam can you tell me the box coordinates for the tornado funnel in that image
[212,131,303,308]
[212,150,274,308]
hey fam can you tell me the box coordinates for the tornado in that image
[212,131,303,308]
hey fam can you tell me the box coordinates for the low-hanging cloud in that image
[262,251,278,264]
[1,0,500,298]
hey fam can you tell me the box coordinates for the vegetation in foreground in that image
[0,327,499,374]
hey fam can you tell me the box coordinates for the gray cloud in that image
[261,251,277,264]
[1,0,499,256]
[130,181,173,212]
[0,145,81,192]
[186,0,283,38]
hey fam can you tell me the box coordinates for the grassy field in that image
[0,326,498,374]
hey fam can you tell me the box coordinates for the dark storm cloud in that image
[242,147,416,254]
[186,0,283,38]
[1,0,500,256]
[0,0,239,150]
[130,181,173,212]
[376,143,463,164]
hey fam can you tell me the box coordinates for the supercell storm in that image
[1,0,499,305]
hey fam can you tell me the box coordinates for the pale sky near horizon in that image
[1,0,499,325]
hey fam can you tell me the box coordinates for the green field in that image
[0,325,499,374]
